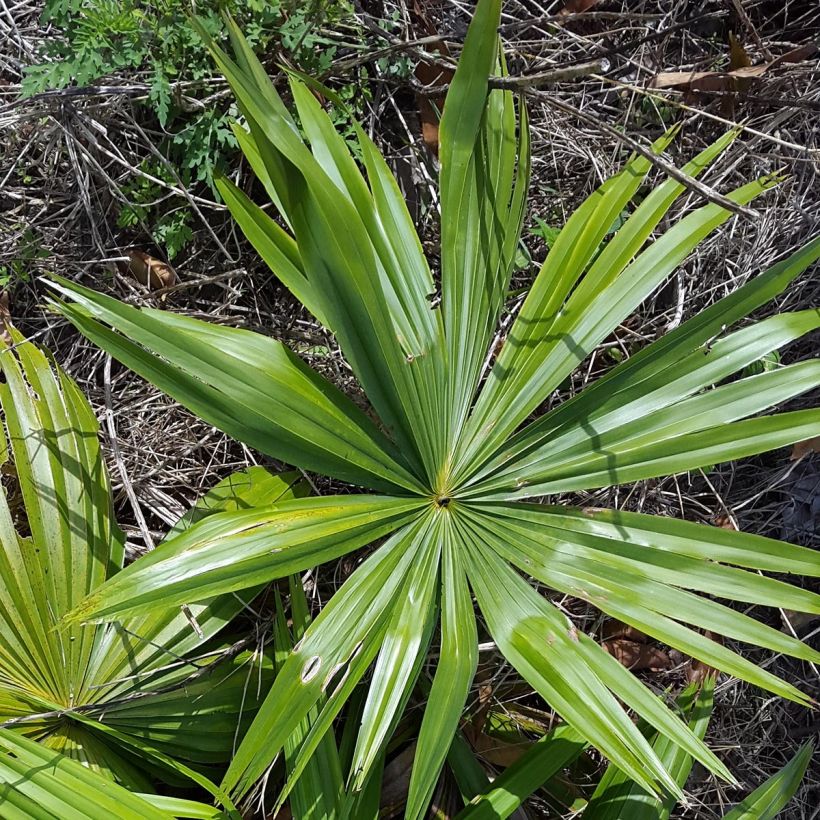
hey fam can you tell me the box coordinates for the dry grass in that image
[1,0,819,815]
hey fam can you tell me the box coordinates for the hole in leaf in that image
[322,641,363,693]
[300,655,322,683]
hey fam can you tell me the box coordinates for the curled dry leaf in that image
[686,662,719,686]
[790,435,820,460]
[0,291,11,345]
[119,249,178,290]
[380,743,417,815]
[687,659,716,685]
[715,513,739,530]
[415,61,452,156]
[602,619,650,643]
[686,631,723,684]
[411,0,454,155]
[601,619,673,670]
[601,620,722,681]
[602,638,673,672]
[557,0,601,15]
[650,43,818,93]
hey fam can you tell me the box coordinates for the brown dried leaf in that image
[602,619,648,642]
[651,42,817,93]
[714,513,738,530]
[781,609,820,635]
[686,660,718,684]
[415,67,451,155]
[120,250,177,290]
[0,291,11,345]
[685,630,723,684]
[791,436,820,460]
[768,42,819,68]
[379,743,416,815]
[651,66,762,92]
[410,0,453,155]
[602,638,672,671]
[470,731,532,768]
[414,61,451,155]
[557,0,601,15]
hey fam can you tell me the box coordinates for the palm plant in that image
[0,327,275,790]
[48,0,820,815]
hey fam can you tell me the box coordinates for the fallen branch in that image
[412,58,609,96]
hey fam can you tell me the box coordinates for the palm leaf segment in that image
[49,0,820,814]
[0,729,236,819]
[0,330,281,788]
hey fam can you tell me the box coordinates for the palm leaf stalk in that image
[48,0,820,815]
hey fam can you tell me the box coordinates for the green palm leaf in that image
[62,494,425,624]
[194,19,445,482]
[467,309,820,496]
[50,281,422,494]
[584,679,716,820]
[722,742,812,820]
[585,678,812,820]
[457,724,586,819]
[0,729,235,819]
[439,0,530,453]
[406,522,477,820]
[468,503,817,702]
[221,516,434,799]
[349,518,441,791]
[458,525,695,797]
[275,577,344,820]
[0,330,298,789]
[455,174,778,481]
[45,0,820,814]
